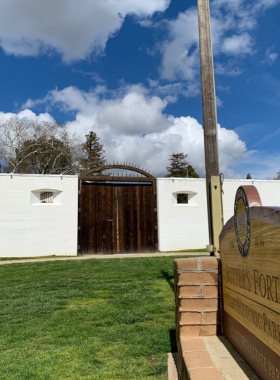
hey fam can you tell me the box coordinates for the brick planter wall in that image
[174,257,221,380]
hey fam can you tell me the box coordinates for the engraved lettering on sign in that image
[225,293,280,343]
[253,270,280,303]
[230,325,280,380]
[225,264,251,291]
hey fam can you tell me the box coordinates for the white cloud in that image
[159,8,199,81]
[147,80,200,101]
[158,0,278,82]
[217,85,230,93]
[0,0,170,61]
[262,46,278,65]
[216,96,223,107]
[0,109,54,125]
[215,61,244,76]
[221,33,254,55]
[19,85,250,178]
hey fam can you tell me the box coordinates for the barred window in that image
[177,194,188,204]
[40,192,54,203]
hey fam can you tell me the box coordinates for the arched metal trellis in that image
[79,162,155,181]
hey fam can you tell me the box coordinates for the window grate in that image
[177,194,188,204]
[40,192,54,203]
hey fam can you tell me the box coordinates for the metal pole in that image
[197,0,220,247]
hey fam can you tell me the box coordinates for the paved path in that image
[0,251,209,265]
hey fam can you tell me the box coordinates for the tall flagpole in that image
[197,0,220,248]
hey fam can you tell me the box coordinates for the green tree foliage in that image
[79,131,106,174]
[246,173,252,179]
[166,153,199,178]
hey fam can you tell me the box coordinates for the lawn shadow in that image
[169,328,178,353]
[161,270,174,293]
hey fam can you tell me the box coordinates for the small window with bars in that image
[40,192,54,203]
[177,193,188,204]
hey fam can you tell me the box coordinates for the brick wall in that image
[174,257,221,380]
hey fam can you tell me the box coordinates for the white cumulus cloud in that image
[0,0,170,61]
[19,85,250,178]
[158,0,278,82]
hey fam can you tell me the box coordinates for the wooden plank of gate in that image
[118,187,124,253]
[88,184,93,253]
[141,186,147,253]
[92,185,98,254]
[107,186,114,254]
[132,186,138,252]
[124,186,130,253]
[97,185,103,254]
[136,186,141,252]
[113,187,118,253]
[148,186,155,251]
[129,186,134,253]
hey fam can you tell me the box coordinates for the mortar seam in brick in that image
[178,283,218,286]
[197,258,202,270]
[201,311,205,324]
[180,312,218,315]
[178,269,218,274]
[179,296,218,298]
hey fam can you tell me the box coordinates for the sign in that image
[220,185,280,380]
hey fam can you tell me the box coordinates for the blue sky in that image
[0,0,279,178]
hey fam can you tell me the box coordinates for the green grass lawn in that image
[0,256,194,380]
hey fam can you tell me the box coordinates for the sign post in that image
[197,0,222,254]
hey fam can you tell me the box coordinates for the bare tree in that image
[0,117,81,174]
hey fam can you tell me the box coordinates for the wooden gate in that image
[78,164,157,254]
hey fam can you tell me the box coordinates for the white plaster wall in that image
[157,178,209,251]
[0,174,78,257]
[157,178,280,252]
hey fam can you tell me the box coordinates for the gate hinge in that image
[78,208,81,212]
[78,226,81,231]
[78,190,81,195]
[155,225,158,230]
[78,245,81,250]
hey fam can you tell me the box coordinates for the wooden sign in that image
[220,185,280,380]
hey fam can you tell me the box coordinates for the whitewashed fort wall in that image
[0,174,78,257]
[1,174,280,256]
[157,178,280,251]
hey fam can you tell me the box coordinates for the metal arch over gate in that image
[78,163,158,254]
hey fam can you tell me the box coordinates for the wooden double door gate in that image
[78,167,158,254]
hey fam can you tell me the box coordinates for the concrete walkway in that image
[0,251,209,265]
